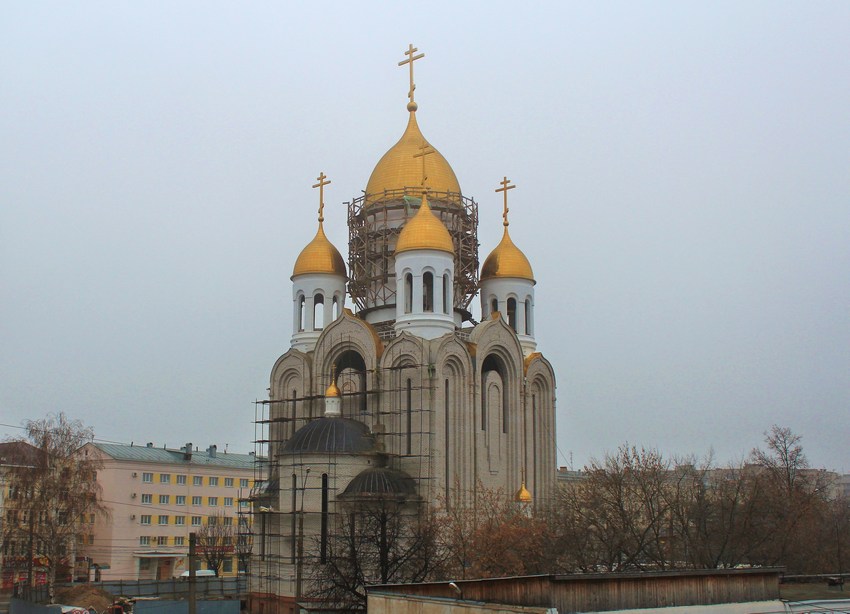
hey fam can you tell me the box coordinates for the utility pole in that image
[188,532,197,614]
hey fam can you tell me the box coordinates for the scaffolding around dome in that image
[347,188,480,314]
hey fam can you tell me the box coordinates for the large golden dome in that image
[481,227,535,282]
[395,194,454,254]
[364,111,460,203]
[292,222,347,278]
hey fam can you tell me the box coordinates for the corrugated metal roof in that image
[93,443,256,469]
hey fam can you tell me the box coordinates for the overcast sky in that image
[2,2,848,472]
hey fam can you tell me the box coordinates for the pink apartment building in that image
[83,442,256,581]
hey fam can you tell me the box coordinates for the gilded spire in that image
[325,364,340,398]
[292,172,347,278]
[399,43,424,112]
[395,192,454,254]
[515,469,533,503]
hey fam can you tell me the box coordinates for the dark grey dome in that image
[341,467,418,499]
[282,417,375,455]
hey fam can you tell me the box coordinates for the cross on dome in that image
[413,142,436,190]
[495,176,516,227]
[312,171,331,222]
[398,44,425,111]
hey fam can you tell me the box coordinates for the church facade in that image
[250,47,557,613]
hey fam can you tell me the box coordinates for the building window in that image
[174,536,185,546]
[142,473,153,483]
[191,516,202,526]
[313,293,324,330]
[209,477,219,487]
[192,496,202,506]
[490,298,498,317]
[158,515,168,525]
[298,294,306,331]
[141,494,152,505]
[223,516,233,526]
[423,272,434,312]
[224,497,233,507]
[157,536,168,546]
[224,478,233,488]
[404,273,413,313]
[223,558,233,573]
[507,297,517,331]
[176,474,187,485]
[160,474,171,484]
[175,516,186,526]
[139,536,150,546]
[525,298,531,335]
[240,479,249,488]
[193,476,202,487]
[443,273,450,313]
[209,497,218,506]
[141,515,151,525]
[176,495,186,506]
[159,495,169,505]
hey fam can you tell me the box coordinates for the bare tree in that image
[196,511,234,576]
[308,499,441,611]
[1,413,105,602]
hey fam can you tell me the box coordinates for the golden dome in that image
[292,222,347,278]
[365,111,461,203]
[514,482,533,503]
[481,227,535,282]
[395,194,454,254]
[325,379,340,398]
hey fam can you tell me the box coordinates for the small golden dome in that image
[365,111,461,203]
[292,222,347,278]
[325,379,340,398]
[481,227,535,282]
[395,194,454,255]
[514,482,533,503]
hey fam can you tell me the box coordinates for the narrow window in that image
[423,272,434,312]
[525,298,531,335]
[320,473,329,564]
[406,378,413,455]
[490,298,498,317]
[507,298,517,331]
[298,295,306,331]
[442,274,449,314]
[332,296,340,320]
[313,293,324,330]
[404,273,413,313]
[445,378,450,505]
[290,474,296,563]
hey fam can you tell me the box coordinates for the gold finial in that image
[326,364,340,398]
[413,142,436,190]
[399,43,425,112]
[312,171,331,223]
[495,176,516,227]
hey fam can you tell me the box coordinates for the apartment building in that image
[83,442,256,581]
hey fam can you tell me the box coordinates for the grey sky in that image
[2,2,848,471]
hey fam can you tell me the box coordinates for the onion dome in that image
[341,466,418,500]
[325,379,340,398]
[365,111,460,204]
[481,227,535,282]
[282,418,374,455]
[395,193,454,255]
[514,481,533,503]
[292,221,347,278]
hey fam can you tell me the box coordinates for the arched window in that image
[490,298,498,317]
[442,274,450,314]
[423,272,434,312]
[525,298,532,335]
[507,298,517,331]
[404,273,413,314]
[332,296,340,320]
[313,294,324,330]
[298,295,306,331]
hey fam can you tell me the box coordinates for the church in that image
[250,46,557,613]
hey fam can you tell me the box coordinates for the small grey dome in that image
[341,467,418,500]
[282,417,375,455]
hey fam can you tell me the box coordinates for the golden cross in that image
[312,171,331,222]
[398,44,425,105]
[413,143,435,189]
[495,176,516,227]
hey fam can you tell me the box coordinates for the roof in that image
[92,443,256,470]
[341,466,418,500]
[282,417,375,455]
